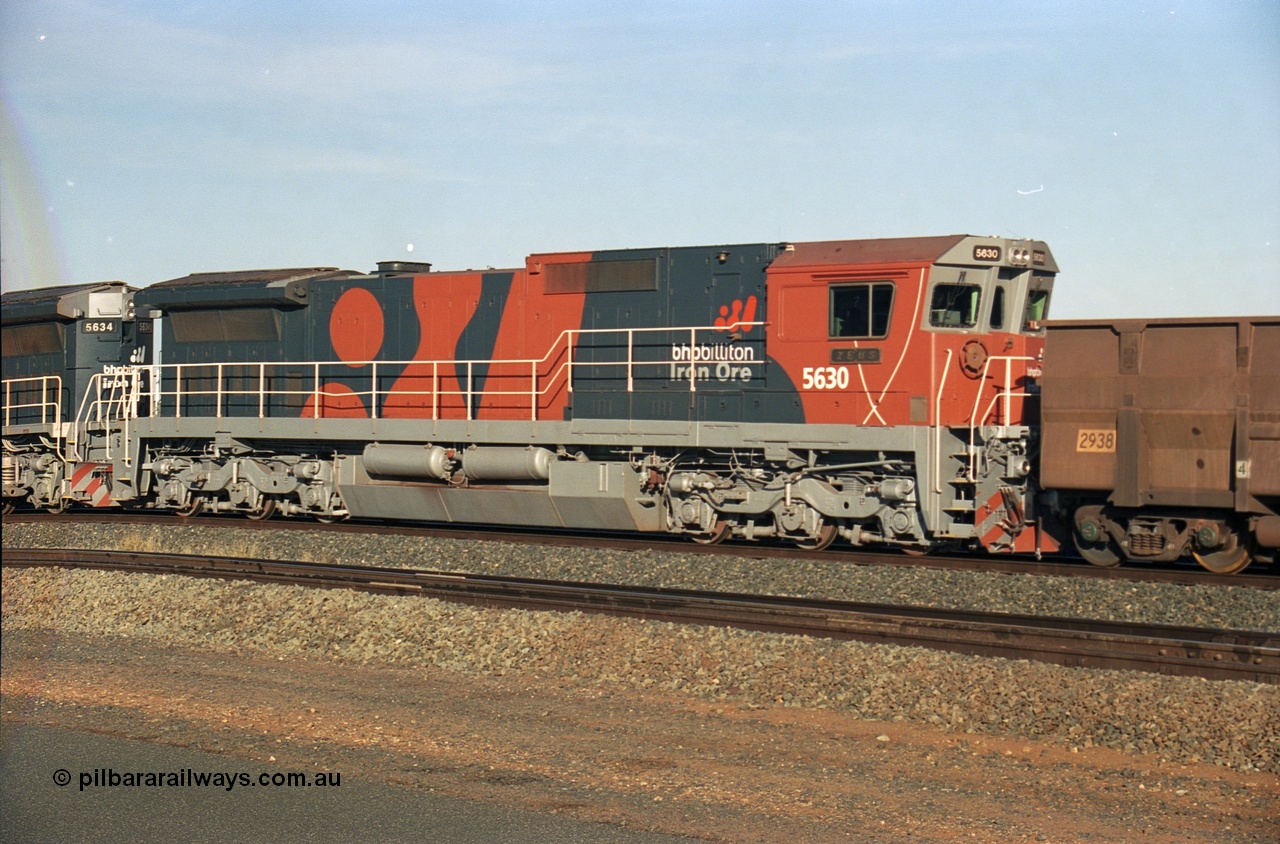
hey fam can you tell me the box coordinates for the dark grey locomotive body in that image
[1,282,150,509]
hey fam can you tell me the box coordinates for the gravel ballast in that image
[7,521,1278,630]
[3,521,1278,774]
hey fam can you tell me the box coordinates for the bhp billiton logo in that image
[714,296,758,332]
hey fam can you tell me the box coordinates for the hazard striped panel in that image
[977,486,1059,554]
[70,463,114,507]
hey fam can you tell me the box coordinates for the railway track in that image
[8,511,1279,589]
[5,547,1277,685]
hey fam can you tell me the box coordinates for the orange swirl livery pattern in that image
[300,261,591,422]
[381,272,486,419]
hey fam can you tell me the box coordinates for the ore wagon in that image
[1040,316,1280,572]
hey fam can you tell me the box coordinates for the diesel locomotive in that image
[3,234,1277,573]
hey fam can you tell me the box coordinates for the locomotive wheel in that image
[1073,533,1121,567]
[175,497,204,518]
[794,522,837,551]
[3,499,17,516]
[46,499,69,515]
[245,496,276,521]
[691,520,730,546]
[1193,531,1253,575]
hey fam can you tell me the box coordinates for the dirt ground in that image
[2,629,1276,843]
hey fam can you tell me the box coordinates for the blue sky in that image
[2,0,1277,318]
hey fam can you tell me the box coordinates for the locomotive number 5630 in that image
[801,366,850,390]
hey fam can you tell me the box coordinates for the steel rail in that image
[5,548,1277,684]
[7,511,1280,590]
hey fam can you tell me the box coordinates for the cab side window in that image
[1023,289,1049,331]
[990,286,1005,330]
[929,284,982,329]
[830,283,894,339]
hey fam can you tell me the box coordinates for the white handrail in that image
[1,375,63,429]
[147,322,765,421]
[965,354,1034,480]
[932,349,953,497]
[68,368,143,463]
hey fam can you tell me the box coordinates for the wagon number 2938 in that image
[801,366,850,390]
[1076,429,1116,453]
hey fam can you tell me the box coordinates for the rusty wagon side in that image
[1040,315,1280,572]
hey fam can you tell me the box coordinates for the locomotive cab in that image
[766,236,1058,554]
[1,281,149,512]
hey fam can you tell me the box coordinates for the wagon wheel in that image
[175,497,204,518]
[691,520,730,546]
[794,521,838,551]
[1073,533,1122,567]
[245,496,276,521]
[1193,530,1253,575]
